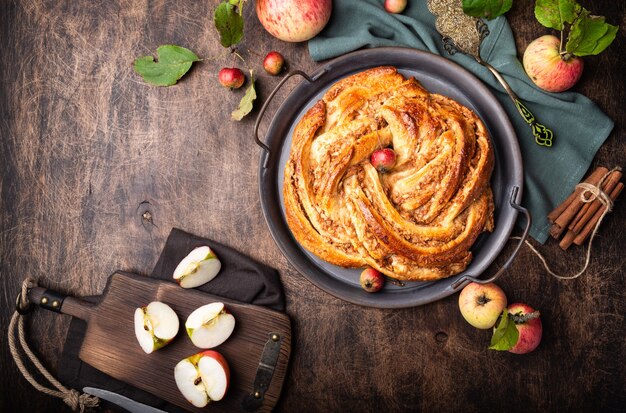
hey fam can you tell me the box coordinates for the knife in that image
[83,387,169,413]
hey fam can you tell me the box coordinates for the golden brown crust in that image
[283,67,494,281]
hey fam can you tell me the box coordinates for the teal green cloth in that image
[308,0,614,243]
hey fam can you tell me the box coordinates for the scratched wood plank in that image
[1,1,625,412]
[27,272,291,413]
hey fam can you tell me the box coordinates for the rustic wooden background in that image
[1,1,624,412]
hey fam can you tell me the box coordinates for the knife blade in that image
[82,387,169,413]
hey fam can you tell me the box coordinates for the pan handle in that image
[450,185,531,291]
[254,69,327,168]
[25,286,95,321]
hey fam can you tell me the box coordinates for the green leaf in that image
[133,45,199,87]
[229,0,247,15]
[231,71,256,121]
[489,310,519,351]
[534,0,581,30]
[566,9,618,56]
[214,1,244,48]
[462,0,513,20]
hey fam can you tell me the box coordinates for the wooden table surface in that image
[1,1,624,412]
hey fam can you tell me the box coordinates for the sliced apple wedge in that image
[185,302,235,349]
[173,246,222,289]
[174,350,230,407]
[134,301,179,354]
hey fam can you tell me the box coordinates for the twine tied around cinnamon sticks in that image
[8,278,100,412]
[522,166,622,280]
[549,166,622,250]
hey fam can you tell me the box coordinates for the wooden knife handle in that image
[27,286,95,321]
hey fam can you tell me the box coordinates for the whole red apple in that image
[458,282,507,329]
[385,0,407,14]
[218,67,245,89]
[507,303,542,354]
[256,0,332,42]
[263,51,285,76]
[523,35,584,93]
[370,148,396,173]
[360,267,385,293]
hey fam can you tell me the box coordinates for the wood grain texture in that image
[1,1,624,412]
[25,272,291,413]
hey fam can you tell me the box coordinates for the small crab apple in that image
[385,0,408,14]
[370,148,396,173]
[263,51,285,76]
[360,267,385,293]
[218,67,245,89]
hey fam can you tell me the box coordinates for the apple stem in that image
[510,310,540,324]
[232,49,244,64]
[559,51,574,62]
[232,49,253,75]
[477,294,491,306]
[246,47,263,58]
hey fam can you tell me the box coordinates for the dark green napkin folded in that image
[308,0,614,243]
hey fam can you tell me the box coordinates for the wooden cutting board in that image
[28,272,291,413]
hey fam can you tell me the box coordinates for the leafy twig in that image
[214,0,257,120]
[462,0,618,58]
[231,70,256,121]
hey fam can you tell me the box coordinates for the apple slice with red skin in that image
[174,350,230,407]
[185,302,236,349]
[133,301,179,354]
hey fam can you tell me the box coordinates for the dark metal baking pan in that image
[255,47,529,308]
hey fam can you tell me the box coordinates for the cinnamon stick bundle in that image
[547,166,623,250]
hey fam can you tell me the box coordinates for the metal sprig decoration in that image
[427,0,554,147]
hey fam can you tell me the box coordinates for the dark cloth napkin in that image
[57,228,285,412]
[308,0,614,243]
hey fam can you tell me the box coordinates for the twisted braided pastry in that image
[284,67,494,281]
